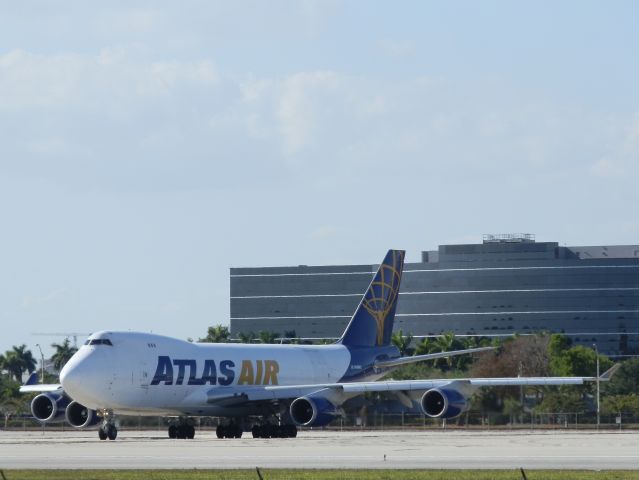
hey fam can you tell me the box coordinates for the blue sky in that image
[1,1,638,358]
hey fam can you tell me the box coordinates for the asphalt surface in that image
[1,429,639,470]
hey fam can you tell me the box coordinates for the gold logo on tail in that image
[361,251,403,345]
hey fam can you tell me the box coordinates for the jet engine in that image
[30,393,69,423]
[289,396,338,427]
[65,401,99,428]
[420,388,469,419]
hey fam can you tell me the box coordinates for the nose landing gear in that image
[98,411,117,440]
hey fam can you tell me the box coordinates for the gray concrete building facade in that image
[230,235,639,356]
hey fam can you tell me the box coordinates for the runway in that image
[1,429,639,470]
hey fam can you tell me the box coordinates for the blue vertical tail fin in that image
[24,372,39,385]
[338,249,405,348]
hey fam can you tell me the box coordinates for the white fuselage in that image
[60,331,352,416]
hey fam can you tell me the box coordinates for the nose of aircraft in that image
[60,348,102,407]
[60,351,85,391]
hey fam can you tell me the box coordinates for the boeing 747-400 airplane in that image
[20,250,617,440]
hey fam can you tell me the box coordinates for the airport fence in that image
[326,411,639,431]
[3,411,639,432]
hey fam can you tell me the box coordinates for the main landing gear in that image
[216,423,242,438]
[251,424,297,438]
[168,417,195,439]
[98,411,117,440]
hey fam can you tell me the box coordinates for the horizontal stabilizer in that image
[374,346,495,369]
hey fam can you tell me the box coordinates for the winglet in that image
[599,363,621,381]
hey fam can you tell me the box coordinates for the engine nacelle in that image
[420,388,469,419]
[65,401,99,428]
[31,393,70,423]
[290,396,338,427]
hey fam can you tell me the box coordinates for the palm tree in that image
[414,337,435,356]
[432,332,458,369]
[258,330,279,344]
[0,374,20,402]
[415,333,461,369]
[50,338,78,372]
[284,330,301,344]
[1,345,37,382]
[198,325,231,343]
[391,329,414,356]
[237,331,256,343]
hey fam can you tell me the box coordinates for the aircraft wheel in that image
[98,429,107,440]
[216,425,224,439]
[107,425,118,441]
[168,425,177,439]
[251,425,262,438]
[233,425,242,438]
[187,425,195,439]
[287,425,298,438]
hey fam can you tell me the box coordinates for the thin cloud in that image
[21,288,69,309]
[309,226,338,240]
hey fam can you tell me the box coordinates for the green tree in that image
[535,389,587,414]
[548,333,571,358]
[602,394,639,416]
[2,345,36,382]
[431,332,464,369]
[414,337,434,356]
[550,344,612,378]
[604,358,639,396]
[258,330,279,344]
[391,329,413,356]
[283,330,301,344]
[50,338,78,372]
[0,375,20,402]
[503,397,524,424]
[237,331,256,343]
[198,325,231,343]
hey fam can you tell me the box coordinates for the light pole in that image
[593,343,600,429]
[35,343,44,384]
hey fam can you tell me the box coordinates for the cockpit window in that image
[88,339,113,346]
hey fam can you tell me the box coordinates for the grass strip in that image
[2,470,639,480]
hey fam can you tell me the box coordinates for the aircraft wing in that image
[333,376,586,393]
[206,364,619,404]
[19,384,63,394]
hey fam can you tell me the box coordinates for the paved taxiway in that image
[1,429,639,470]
